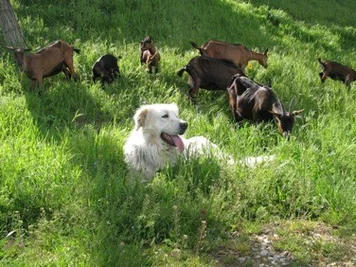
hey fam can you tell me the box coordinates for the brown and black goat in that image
[177,56,245,99]
[6,40,80,88]
[318,58,356,87]
[228,74,304,137]
[92,54,120,84]
[140,36,161,74]
[190,40,268,71]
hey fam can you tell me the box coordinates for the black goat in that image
[92,54,120,84]
[318,58,356,87]
[177,56,244,98]
[228,74,304,137]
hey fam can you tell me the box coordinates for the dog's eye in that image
[161,114,169,118]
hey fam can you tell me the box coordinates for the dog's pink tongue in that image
[172,135,185,152]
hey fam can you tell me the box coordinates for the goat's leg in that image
[189,77,201,99]
[140,51,144,64]
[154,63,159,74]
[345,74,352,88]
[228,90,238,122]
[62,67,71,79]
[32,77,42,89]
[38,78,43,87]
[31,79,36,89]
[230,105,241,124]
[320,72,327,83]
[146,59,154,73]
[31,72,43,88]
[101,69,113,81]
[234,107,244,128]
[93,71,100,82]
[64,57,77,81]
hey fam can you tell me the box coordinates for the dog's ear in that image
[134,108,149,130]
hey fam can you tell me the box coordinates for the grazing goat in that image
[228,74,304,137]
[92,54,120,84]
[177,56,244,98]
[318,58,356,87]
[6,40,80,88]
[190,40,268,71]
[140,36,161,74]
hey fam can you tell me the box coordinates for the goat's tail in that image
[189,41,203,54]
[318,58,325,66]
[73,47,81,54]
[177,67,186,77]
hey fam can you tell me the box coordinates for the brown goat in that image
[190,40,268,71]
[140,36,161,74]
[228,74,304,137]
[7,40,80,88]
[318,58,356,87]
[177,56,245,99]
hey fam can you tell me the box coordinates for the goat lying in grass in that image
[177,56,244,99]
[140,36,161,74]
[228,74,304,138]
[92,54,120,84]
[318,58,356,87]
[7,40,80,88]
[190,40,268,71]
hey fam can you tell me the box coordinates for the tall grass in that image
[1,0,355,265]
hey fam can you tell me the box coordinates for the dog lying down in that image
[123,103,275,181]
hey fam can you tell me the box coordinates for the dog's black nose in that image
[180,122,188,131]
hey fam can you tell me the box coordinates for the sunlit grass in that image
[0,0,355,265]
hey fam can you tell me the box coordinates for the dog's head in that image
[133,103,188,152]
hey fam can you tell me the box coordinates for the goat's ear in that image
[264,49,268,55]
[24,48,31,52]
[5,46,14,51]
[292,109,305,116]
[134,108,149,130]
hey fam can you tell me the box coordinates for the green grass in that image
[1,0,356,266]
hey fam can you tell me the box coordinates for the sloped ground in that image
[213,221,356,266]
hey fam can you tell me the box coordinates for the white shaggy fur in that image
[123,103,275,181]
[123,103,217,180]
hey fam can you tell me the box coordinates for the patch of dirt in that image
[212,221,356,267]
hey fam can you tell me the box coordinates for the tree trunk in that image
[0,0,27,48]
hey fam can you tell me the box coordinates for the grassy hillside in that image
[1,0,355,266]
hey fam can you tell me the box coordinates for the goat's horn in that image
[289,97,295,112]
[278,101,286,115]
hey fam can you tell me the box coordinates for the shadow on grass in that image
[24,80,114,139]
[244,0,356,28]
[7,0,354,265]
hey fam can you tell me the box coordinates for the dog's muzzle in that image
[179,121,188,134]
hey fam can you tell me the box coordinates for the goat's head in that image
[140,36,154,52]
[269,99,304,138]
[6,46,31,68]
[259,49,269,68]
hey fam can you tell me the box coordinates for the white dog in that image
[123,103,218,180]
[123,103,275,181]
